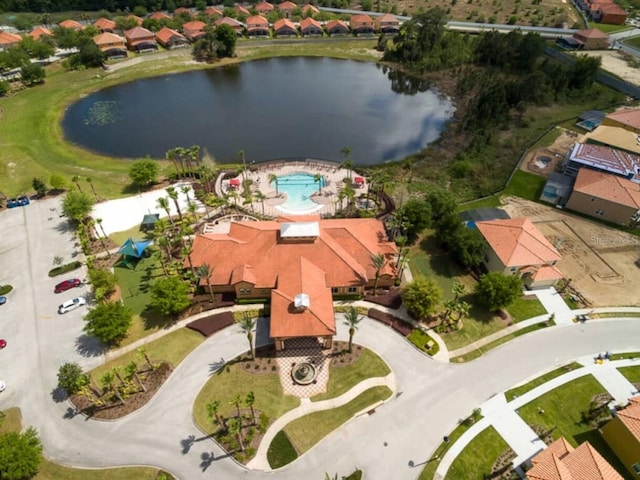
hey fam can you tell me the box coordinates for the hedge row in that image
[48,261,82,277]
[367,308,413,336]
[364,287,403,309]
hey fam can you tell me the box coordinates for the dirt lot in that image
[522,127,581,176]
[583,50,640,87]
[499,196,640,307]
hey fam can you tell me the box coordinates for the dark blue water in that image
[62,57,454,165]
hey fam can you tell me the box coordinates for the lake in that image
[62,57,455,165]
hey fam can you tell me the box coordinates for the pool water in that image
[273,172,325,213]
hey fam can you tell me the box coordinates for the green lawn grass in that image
[618,365,640,384]
[445,426,509,480]
[267,431,298,469]
[284,386,392,454]
[0,408,22,435]
[459,195,502,210]
[440,303,505,352]
[109,224,154,249]
[193,363,300,434]
[505,362,583,401]
[311,348,390,402]
[611,352,640,360]
[407,329,440,356]
[503,170,547,201]
[588,22,633,33]
[506,296,547,323]
[90,327,204,380]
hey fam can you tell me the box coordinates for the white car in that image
[58,296,86,314]
[0,379,5,392]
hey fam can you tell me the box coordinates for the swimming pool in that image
[273,172,326,214]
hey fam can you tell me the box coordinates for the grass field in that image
[507,296,547,323]
[267,431,298,469]
[618,365,640,384]
[504,362,582,401]
[445,426,509,480]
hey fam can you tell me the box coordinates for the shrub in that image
[267,431,298,469]
[0,285,13,295]
[48,261,82,277]
[367,309,413,336]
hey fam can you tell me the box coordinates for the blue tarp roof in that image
[118,238,151,259]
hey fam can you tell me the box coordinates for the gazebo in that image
[118,238,152,267]
[140,213,160,232]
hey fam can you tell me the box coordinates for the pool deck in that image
[219,160,367,218]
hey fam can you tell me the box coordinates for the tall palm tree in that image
[254,190,267,217]
[454,300,471,328]
[195,263,215,302]
[136,347,154,371]
[314,173,323,194]
[181,185,192,206]
[245,391,257,425]
[86,177,99,200]
[182,244,195,276]
[238,149,247,184]
[229,393,243,419]
[343,306,364,353]
[396,248,410,281]
[96,218,108,240]
[268,173,279,196]
[124,361,146,392]
[207,400,226,431]
[237,312,256,360]
[156,197,175,228]
[370,253,387,295]
[452,280,466,302]
[341,145,353,181]
[88,218,111,257]
[165,186,183,221]
[100,371,125,405]
[228,417,244,452]
[165,148,182,176]
[343,183,356,217]
[72,175,84,193]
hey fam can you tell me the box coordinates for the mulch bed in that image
[489,448,518,479]
[364,287,403,309]
[327,341,364,368]
[187,311,235,337]
[367,308,414,336]
[180,293,236,318]
[70,362,173,420]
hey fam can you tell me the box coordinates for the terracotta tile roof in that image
[183,20,206,32]
[93,32,125,46]
[278,1,298,10]
[274,18,296,31]
[155,26,186,45]
[234,5,251,15]
[302,3,320,13]
[567,143,640,184]
[606,108,640,131]
[127,15,144,25]
[300,17,322,29]
[93,17,116,30]
[216,16,243,28]
[350,14,374,25]
[174,7,193,16]
[573,168,640,209]
[246,15,269,27]
[532,264,564,281]
[326,19,349,30]
[28,26,53,40]
[615,396,640,442]
[528,438,624,480]
[149,11,172,20]
[0,30,22,46]
[205,6,223,16]
[376,13,399,24]
[59,19,83,29]
[125,26,155,40]
[476,218,562,267]
[256,0,275,11]
[575,28,608,39]
[597,3,626,13]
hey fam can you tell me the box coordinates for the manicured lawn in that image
[440,304,505,351]
[618,365,640,384]
[193,363,300,434]
[506,296,547,323]
[445,426,509,480]
[0,408,22,435]
[311,349,391,402]
[407,329,440,356]
[503,170,547,202]
[90,327,204,380]
[109,224,153,249]
[505,362,583,402]
[267,431,298,469]
[284,386,392,454]
[459,195,501,210]
[588,21,633,33]
[611,351,640,360]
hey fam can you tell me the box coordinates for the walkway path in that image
[525,287,573,325]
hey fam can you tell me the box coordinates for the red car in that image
[0,339,6,349]
[54,278,82,294]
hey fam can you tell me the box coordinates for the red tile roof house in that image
[278,1,298,18]
[174,7,193,17]
[215,17,245,36]
[594,2,627,24]
[182,20,207,42]
[350,14,375,35]
[326,19,350,36]
[375,13,400,34]
[204,6,224,17]
[0,31,22,51]
[565,168,640,225]
[475,218,563,289]
[246,15,270,37]
[526,436,624,480]
[603,108,640,134]
[601,396,640,478]
[188,216,398,351]
[234,4,251,16]
[127,15,145,26]
[28,26,53,41]
[273,18,298,36]
[148,11,173,21]
[300,17,323,36]
[93,32,128,59]
[124,26,158,52]
[93,17,116,33]
[302,3,320,15]
[255,1,275,15]
[562,143,640,183]
[58,19,84,30]
[572,28,609,49]
[155,26,189,49]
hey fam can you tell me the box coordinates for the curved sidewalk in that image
[247,373,396,471]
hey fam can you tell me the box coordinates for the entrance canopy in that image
[118,238,151,259]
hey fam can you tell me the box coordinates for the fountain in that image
[291,362,317,385]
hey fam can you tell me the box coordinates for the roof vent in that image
[294,293,310,311]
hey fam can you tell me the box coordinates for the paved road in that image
[1,199,640,480]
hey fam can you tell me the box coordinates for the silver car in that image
[58,296,86,314]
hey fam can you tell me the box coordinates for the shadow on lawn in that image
[465,294,496,324]
[141,307,175,330]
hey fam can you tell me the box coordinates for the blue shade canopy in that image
[118,238,151,259]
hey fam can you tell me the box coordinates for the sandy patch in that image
[582,50,640,86]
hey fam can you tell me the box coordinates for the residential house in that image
[149,11,172,21]
[0,30,22,50]
[93,17,116,33]
[215,17,245,35]
[526,437,624,480]
[278,1,298,18]
[234,5,251,16]
[27,26,53,41]
[255,1,275,14]
[127,15,144,26]
[246,15,270,36]
[375,13,400,34]
[603,108,640,133]
[562,143,640,183]
[182,20,207,41]
[326,19,350,36]
[350,14,375,35]
[594,2,627,24]
[174,7,193,17]
[300,17,323,36]
[204,6,224,17]
[188,216,398,350]
[475,218,563,289]
[58,19,84,30]
[93,32,127,58]
[155,26,189,49]
[302,3,320,15]
[124,26,158,52]
[566,168,640,225]
[583,125,640,155]
[601,396,640,478]
[273,18,297,36]
[572,28,609,49]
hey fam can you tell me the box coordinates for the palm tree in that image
[96,218,108,240]
[207,400,225,431]
[314,173,323,194]
[341,145,353,181]
[181,185,192,206]
[136,347,154,371]
[166,186,183,221]
[111,366,127,387]
[124,361,146,392]
[89,218,111,257]
[86,177,99,200]
[343,183,356,217]
[195,264,215,302]
[454,300,470,325]
[396,249,410,282]
[237,312,256,360]
[254,190,267,217]
[452,280,466,302]
[370,253,387,295]
[268,173,279,196]
[100,371,125,405]
[182,244,195,276]
[245,391,256,425]
[229,190,240,214]
[156,197,175,228]
[229,393,243,419]
[165,148,182,176]
[227,417,244,452]
[343,306,364,353]
[238,149,247,184]
[72,175,84,193]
